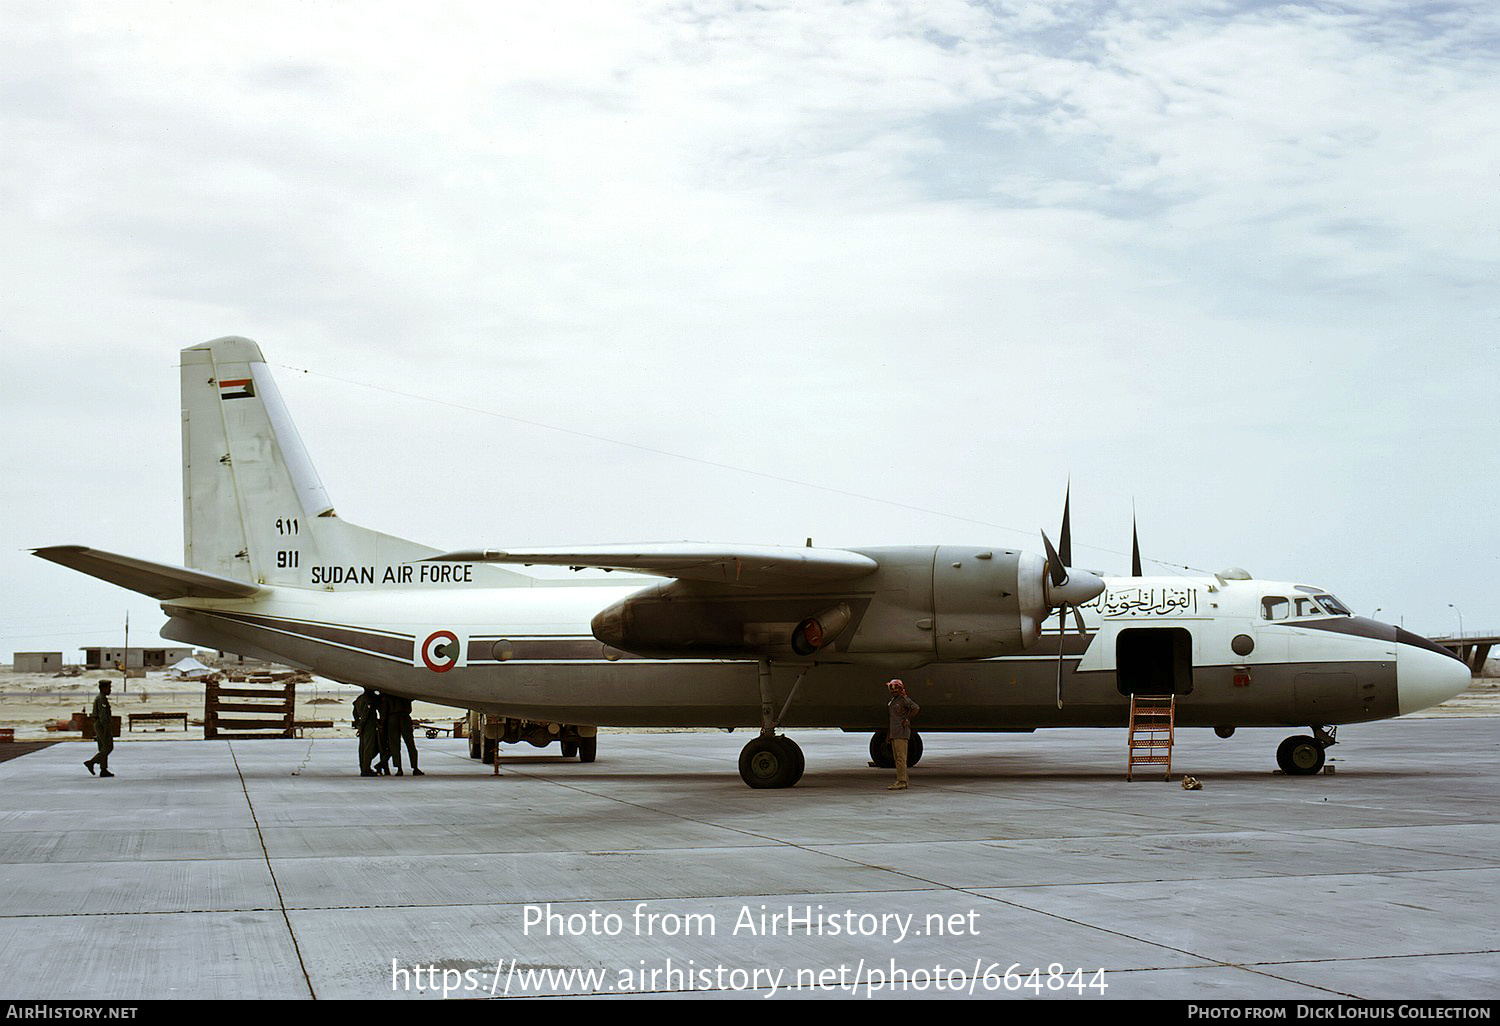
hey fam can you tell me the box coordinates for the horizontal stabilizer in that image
[426,542,880,586]
[33,546,266,600]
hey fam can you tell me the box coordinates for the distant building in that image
[81,647,195,671]
[14,652,65,673]
[210,651,283,670]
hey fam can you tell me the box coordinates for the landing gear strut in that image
[737,661,807,789]
[1277,725,1335,775]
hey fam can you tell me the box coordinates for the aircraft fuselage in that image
[157,567,1456,733]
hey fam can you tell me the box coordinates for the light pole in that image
[1448,603,1464,638]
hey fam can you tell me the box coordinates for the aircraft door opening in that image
[1115,627,1194,696]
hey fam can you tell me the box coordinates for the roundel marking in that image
[421,630,461,673]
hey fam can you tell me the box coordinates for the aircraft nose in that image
[1395,632,1471,715]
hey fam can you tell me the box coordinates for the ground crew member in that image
[353,688,381,776]
[386,695,424,776]
[374,691,396,775]
[381,692,404,775]
[885,678,920,791]
[83,680,115,777]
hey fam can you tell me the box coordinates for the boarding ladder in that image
[1126,694,1175,781]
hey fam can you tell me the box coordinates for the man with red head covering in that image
[885,678,920,790]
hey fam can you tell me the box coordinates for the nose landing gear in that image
[1277,725,1336,775]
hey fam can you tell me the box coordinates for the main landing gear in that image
[1276,725,1336,775]
[739,734,805,789]
[868,729,923,769]
[737,661,809,789]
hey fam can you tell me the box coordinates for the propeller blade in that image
[1055,607,1066,709]
[1041,530,1068,588]
[1059,482,1072,568]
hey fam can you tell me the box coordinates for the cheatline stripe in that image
[198,610,414,663]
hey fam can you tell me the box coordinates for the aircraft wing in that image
[426,543,880,586]
[33,546,267,600]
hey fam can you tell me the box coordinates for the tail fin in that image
[181,337,528,590]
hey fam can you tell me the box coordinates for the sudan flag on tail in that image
[219,377,255,400]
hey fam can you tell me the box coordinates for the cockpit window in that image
[1315,594,1351,616]
[1262,592,1353,620]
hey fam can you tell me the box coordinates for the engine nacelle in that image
[929,546,1037,659]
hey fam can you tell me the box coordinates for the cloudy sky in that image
[3,0,1496,659]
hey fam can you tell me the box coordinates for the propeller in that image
[1042,485,1104,709]
[1131,504,1143,577]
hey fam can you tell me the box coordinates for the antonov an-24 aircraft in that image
[35,337,1469,787]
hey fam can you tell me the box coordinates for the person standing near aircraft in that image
[386,695,424,776]
[381,692,404,775]
[885,679,919,791]
[83,680,115,777]
[374,691,396,775]
[353,688,381,777]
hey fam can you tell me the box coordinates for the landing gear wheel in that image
[738,735,804,789]
[561,740,578,758]
[1277,735,1325,775]
[577,736,597,763]
[469,731,482,760]
[869,729,923,769]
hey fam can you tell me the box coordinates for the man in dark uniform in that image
[380,691,402,775]
[353,688,381,776]
[885,678,920,791]
[386,695,424,776]
[83,680,115,777]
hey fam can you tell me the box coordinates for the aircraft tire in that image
[469,731,482,760]
[868,730,923,768]
[739,735,802,789]
[578,736,597,763]
[561,740,578,758]
[787,736,805,784]
[1276,735,1325,775]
